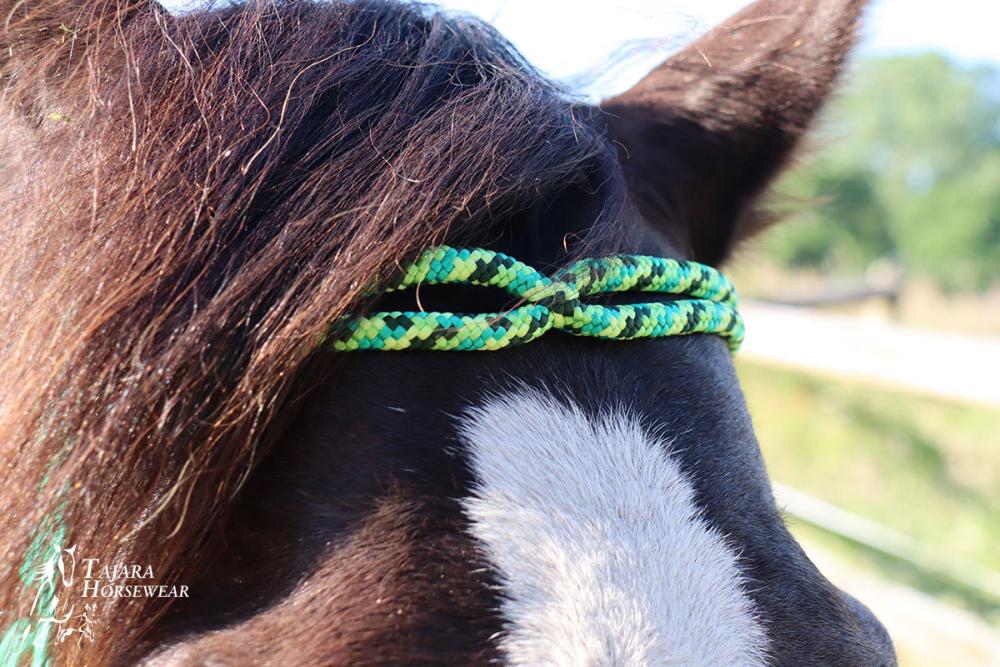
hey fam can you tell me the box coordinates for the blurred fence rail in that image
[746,302,1000,613]
[739,302,1000,408]
[774,483,1000,604]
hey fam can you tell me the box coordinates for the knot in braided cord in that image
[329,246,744,352]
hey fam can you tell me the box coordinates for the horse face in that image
[137,1,894,664]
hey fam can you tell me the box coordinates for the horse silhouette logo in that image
[34,545,99,644]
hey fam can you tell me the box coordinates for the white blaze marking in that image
[459,390,768,666]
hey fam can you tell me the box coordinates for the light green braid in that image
[329,246,744,352]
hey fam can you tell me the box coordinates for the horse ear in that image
[601,0,868,265]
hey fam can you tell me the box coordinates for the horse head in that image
[0,1,894,664]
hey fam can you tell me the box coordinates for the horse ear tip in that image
[598,0,867,263]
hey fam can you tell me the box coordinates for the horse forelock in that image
[0,1,627,662]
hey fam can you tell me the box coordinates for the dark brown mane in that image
[0,1,622,662]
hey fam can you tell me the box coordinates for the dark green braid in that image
[329,246,743,352]
[0,246,744,664]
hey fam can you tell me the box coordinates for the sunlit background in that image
[162,2,1000,664]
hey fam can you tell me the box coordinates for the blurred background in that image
[165,1,1000,664]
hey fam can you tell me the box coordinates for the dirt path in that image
[739,302,1000,408]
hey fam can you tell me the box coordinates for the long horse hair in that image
[0,1,624,662]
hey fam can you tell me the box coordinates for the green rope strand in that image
[329,246,744,352]
[0,247,743,667]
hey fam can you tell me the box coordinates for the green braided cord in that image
[329,246,744,353]
[0,516,64,667]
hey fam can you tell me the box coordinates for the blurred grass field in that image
[737,360,1000,629]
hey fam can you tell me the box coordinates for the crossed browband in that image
[329,246,744,352]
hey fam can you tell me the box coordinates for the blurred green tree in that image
[767,53,1000,290]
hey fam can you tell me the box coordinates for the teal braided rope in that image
[329,246,744,353]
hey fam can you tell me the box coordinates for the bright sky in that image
[160,0,1000,96]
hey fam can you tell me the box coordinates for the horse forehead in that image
[457,389,769,666]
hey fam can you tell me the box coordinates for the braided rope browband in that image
[0,249,744,665]
[329,246,744,353]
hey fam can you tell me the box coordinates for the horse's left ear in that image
[601,0,868,265]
